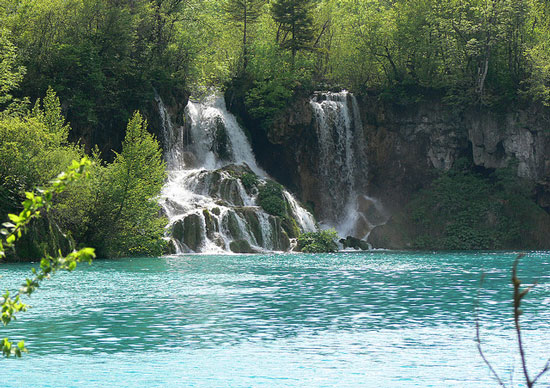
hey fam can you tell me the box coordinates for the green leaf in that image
[7,214,20,224]
[68,261,76,271]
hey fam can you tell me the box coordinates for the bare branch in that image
[532,358,550,386]
[475,272,507,387]
[512,254,533,387]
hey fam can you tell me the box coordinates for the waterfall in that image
[158,94,316,253]
[310,91,387,240]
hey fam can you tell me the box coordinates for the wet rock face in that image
[361,98,468,210]
[268,98,313,144]
[172,214,203,252]
[229,239,258,253]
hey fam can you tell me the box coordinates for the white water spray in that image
[158,94,315,253]
[310,91,387,240]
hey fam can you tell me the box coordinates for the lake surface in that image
[1,251,550,387]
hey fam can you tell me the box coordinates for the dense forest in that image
[1,0,550,257]
[2,0,550,136]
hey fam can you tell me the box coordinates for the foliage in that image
[271,0,315,61]
[55,113,167,257]
[0,28,25,106]
[240,172,259,192]
[0,81,167,259]
[243,44,314,128]
[257,180,287,217]
[224,0,265,70]
[0,87,82,229]
[1,158,96,357]
[0,0,228,152]
[525,41,550,106]
[297,228,338,253]
[1,0,550,134]
[406,164,550,250]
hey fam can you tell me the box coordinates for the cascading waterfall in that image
[158,94,316,253]
[310,91,388,240]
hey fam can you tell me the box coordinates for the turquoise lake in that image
[1,251,550,387]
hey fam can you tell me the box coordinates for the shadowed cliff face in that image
[359,98,550,212]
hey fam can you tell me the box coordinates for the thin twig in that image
[532,358,550,386]
[513,254,533,387]
[475,272,507,387]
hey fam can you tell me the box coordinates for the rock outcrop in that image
[360,98,550,212]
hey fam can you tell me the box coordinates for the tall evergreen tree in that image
[224,0,265,70]
[271,0,315,64]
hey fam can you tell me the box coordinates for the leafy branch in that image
[0,157,96,357]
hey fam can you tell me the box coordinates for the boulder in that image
[172,214,204,252]
[340,236,370,251]
[230,239,255,253]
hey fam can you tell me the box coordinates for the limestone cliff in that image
[361,98,550,212]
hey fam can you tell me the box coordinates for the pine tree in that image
[224,0,265,70]
[271,0,315,64]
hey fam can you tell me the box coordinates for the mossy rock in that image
[213,117,231,160]
[268,216,290,251]
[229,239,254,253]
[203,209,219,239]
[225,211,243,240]
[281,216,300,239]
[164,239,178,255]
[240,172,259,194]
[241,208,263,246]
[172,220,184,242]
[218,178,244,206]
[172,214,203,252]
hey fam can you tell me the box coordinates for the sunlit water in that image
[1,251,550,387]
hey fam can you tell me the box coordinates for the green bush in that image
[240,172,259,193]
[258,180,287,217]
[406,166,550,250]
[297,229,339,253]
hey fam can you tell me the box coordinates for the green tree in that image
[271,0,315,64]
[524,0,550,105]
[0,87,82,228]
[0,28,25,106]
[73,112,167,257]
[224,0,265,70]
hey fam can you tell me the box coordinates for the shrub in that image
[297,229,339,253]
[240,172,258,193]
[407,167,550,250]
[258,180,286,217]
